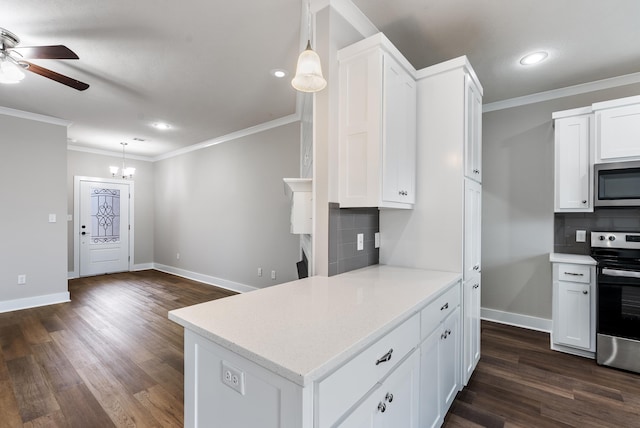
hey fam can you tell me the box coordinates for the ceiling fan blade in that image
[22,61,89,91]
[12,45,79,59]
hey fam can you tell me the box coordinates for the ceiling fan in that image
[0,27,89,91]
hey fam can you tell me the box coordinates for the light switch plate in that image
[357,233,364,251]
[374,232,380,249]
[48,214,56,223]
[576,230,586,242]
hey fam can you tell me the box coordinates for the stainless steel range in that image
[591,231,640,373]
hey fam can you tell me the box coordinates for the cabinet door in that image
[419,326,442,428]
[555,281,591,349]
[340,350,420,428]
[381,54,417,206]
[463,276,481,385]
[554,115,591,211]
[440,307,461,412]
[464,75,482,182]
[596,103,640,162]
[464,179,482,280]
[338,49,384,208]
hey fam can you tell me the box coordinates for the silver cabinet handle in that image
[378,402,386,413]
[473,264,480,271]
[473,283,479,289]
[440,302,449,311]
[441,329,452,340]
[583,290,588,295]
[397,190,408,196]
[582,200,587,204]
[564,272,584,276]
[375,348,393,365]
[385,392,394,403]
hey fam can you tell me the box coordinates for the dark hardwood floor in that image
[445,321,640,427]
[2,271,640,427]
[0,270,234,427]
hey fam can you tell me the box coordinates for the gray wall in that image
[66,150,155,272]
[0,114,68,303]
[482,82,640,320]
[153,122,301,289]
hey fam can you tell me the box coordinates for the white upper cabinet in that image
[593,95,640,162]
[338,33,417,209]
[464,75,482,182]
[553,108,593,212]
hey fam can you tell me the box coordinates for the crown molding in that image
[483,71,640,113]
[0,105,71,127]
[67,145,154,162]
[153,113,301,162]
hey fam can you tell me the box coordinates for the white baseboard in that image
[0,292,71,314]
[132,263,154,271]
[481,307,552,333]
[153,263,258,294]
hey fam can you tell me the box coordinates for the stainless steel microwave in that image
[595,160,640,207]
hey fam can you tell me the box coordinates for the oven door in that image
[597,266,640,372]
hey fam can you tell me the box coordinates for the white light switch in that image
[48,214,57,223]
[374,232,380,249]
[576,230,586,242]
[357,233,364,251]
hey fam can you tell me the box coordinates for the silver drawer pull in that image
[375,348,393,366]
[583,290,588,295]
[440,302,449,311]
[564,272,584,276]
[378,402,386,413]
[473,283,479,289]
[385,392,394,403]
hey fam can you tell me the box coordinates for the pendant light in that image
[291,0,326,93]
[110,142,135,179]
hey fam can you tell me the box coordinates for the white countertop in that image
[169,265,461,387]
[549,253,597,265]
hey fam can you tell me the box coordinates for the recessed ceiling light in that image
[271,69,288,78]
[520,51,549,66]
[152,122,171,130]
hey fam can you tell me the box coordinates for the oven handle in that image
[602,268,640,279]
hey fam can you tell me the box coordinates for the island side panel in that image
[185,329,311,428]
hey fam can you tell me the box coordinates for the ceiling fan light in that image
[0,60,25,84]
[292,41,326,93]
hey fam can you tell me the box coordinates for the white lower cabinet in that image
[420,295,462,428]
[462,275,481,384]
[550,257,596,357]
[339,350,420,428]
[181,280,466,428]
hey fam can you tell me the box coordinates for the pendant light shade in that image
[292,40,326,93]
[0,58,25,84]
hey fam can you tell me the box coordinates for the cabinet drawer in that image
[558,264,590,283]
[316,313,420,428]
[420,283,461,340]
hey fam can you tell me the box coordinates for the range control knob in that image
[609,236,616,241]
[599,235,606,241]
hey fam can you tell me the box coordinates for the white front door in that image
[78,179,131,276]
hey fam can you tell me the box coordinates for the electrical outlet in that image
[221,361,245,395]
[271,270,276,280]
[357,233,364,251]
[258,267,262,277]
[176,253,180,260]
[374,232,380,249]
[17,275,26,285]
[576,230,586,243]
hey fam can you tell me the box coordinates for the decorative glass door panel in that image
[91,187,121,243]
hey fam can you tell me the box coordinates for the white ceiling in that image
[1,0,639,158]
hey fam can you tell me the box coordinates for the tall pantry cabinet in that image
[381,56,483,387]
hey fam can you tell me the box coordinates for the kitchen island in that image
[169,265,463,428]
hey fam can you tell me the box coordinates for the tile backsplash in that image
[554,208,640,254]
[328,203,379,276]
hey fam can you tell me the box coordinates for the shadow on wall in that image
[483,253,552,319]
